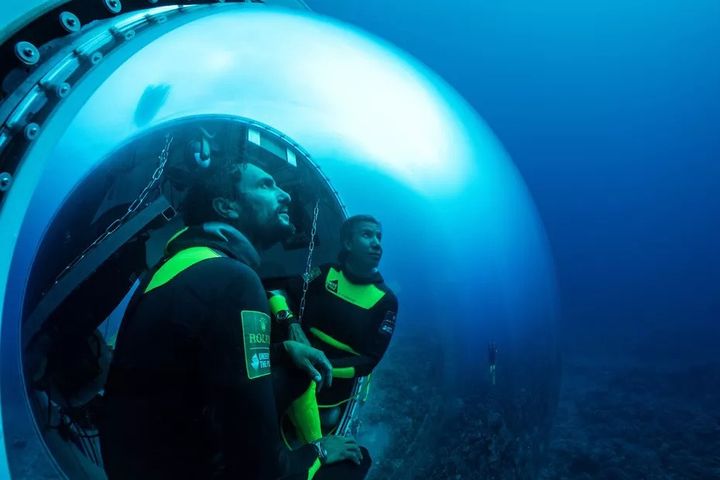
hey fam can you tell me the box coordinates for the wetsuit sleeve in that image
[264,266,324,334]
[263,264,330,314]
[267,285,302,325]
[331,293,399,377]
[265,274,305,336]
[200,259,319,480]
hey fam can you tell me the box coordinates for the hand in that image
[288,323,311,346]
[318,435,363,466]
[283,341,333,391]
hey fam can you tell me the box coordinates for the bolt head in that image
[24,123,40,140]
[56,83,71,97]
[60,12,80,32]
[15,41,39,65]
[105,0,122,13]
[0,173,12,191]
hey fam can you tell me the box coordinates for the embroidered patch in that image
[241,311,271,380]
[326,279,339,293]
[379,310,397,335]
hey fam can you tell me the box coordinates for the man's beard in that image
[258,216,295,247]
[237,200,295,249]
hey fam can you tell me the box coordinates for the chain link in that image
[53,135,173,286]
[297,199,320,324]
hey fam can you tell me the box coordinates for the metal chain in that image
[297,199,320,324]
[53,135,173,285]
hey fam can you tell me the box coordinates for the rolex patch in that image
[241,311,271,380]
[379,310,396,335]
[326,279,339,293]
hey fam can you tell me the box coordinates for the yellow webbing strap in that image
[318,398,353,409]
[308,458,322,480]
[144,246,221,294]
[361,374,372,401]
[287,381,322,444]
[309,328,360,356]
[319,374,371,408]
[325,267,386,309]
[332,367,356,379]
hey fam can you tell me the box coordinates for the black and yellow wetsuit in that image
[100,223,335,479]
[267,263,399,438]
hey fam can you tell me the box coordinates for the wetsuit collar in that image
[167,222,261,270]
[338,262,384,285]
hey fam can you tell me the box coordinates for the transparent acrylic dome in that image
[4,5,559,478]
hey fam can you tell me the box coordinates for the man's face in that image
[234,163,293,246]
[345,221,383,269]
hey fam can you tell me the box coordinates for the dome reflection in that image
[7,5,559,478]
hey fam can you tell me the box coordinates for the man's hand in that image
[318,436,363,466]
[283,341,333,391]
[288,323,311,346]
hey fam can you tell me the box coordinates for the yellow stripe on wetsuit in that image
[309,327,360,356]
[324,267,386,309]
[144,246,221,293]
[309,329,360,379]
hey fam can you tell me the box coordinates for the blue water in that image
[306,2,720,478]
[308,0,720,360]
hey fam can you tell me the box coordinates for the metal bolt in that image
[24,123,40,140]
[89,52,103,65]
[59,12,81,32]
[55,82,71,98]
[15,41,40,65]
[104,0,122,14]
[0,172,12,192]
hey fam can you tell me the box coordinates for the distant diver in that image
[133,83,171,128]
[99,130,371,479]
[265,215,399,444]
[488,341,498,386]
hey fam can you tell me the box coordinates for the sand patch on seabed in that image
[538,360,720,480]
[358,422,392,461]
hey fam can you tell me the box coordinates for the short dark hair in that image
[180,157,246,226]
[178,125,249,226]
[338,214,381,263]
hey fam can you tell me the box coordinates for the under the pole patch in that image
[241,311,272,380]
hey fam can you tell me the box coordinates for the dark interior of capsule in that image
[20,116,347,477]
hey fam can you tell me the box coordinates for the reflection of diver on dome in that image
[489,341,498,386]
[99,133,370,479]
[265,215,399,444]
